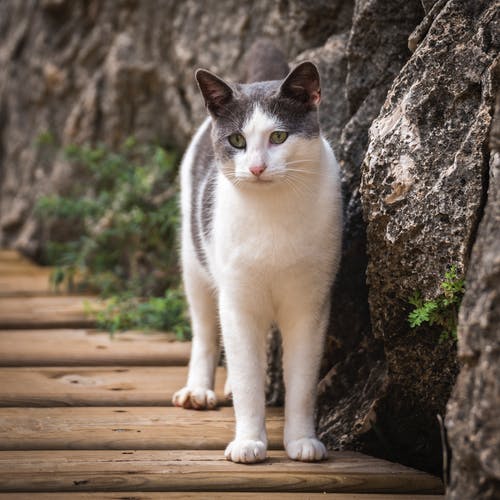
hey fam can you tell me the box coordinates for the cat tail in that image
[240,38,289,83]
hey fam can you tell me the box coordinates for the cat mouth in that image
[236,176,275,184]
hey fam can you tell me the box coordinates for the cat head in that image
[196,62,322,187]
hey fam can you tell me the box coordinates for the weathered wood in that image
[0,406,283,450]
[0,493,445,499]
[0,296,100,328]
[0,268,53,297]
[0,251,32,264]
[0,366,226,406]
[0,330,190,366]
[0,251,443,498]
[0,450,443,493]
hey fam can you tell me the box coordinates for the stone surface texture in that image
[445,87,500,499]
[0,0,499,487]
[359,0,498,474]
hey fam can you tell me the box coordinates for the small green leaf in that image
[408,265,464,343]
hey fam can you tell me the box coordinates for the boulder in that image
[317,0,425,463]
[360,0,498,473]
[0,0,353,255]
[445,87,500,499]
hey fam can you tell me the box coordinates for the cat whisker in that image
[284,168,315,175]
[284,159,315,166]
[285,172,315,196]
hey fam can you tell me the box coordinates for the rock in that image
[317,0,425,461]
[360,0,498,473]
[0,0,353,256]
[445,86,500,499]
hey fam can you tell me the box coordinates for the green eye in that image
[228,133,246,149]
[270,131,288,144]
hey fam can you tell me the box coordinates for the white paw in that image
[224,439,267,463]
[286,437,328,462]
[172,386,217,410]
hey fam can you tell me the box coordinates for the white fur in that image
[174,107,342,463]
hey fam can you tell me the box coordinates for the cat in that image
[172,49,342,464]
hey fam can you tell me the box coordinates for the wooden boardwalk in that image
[0,250,444,499]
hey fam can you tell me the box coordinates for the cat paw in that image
[286,437,328,462]
[224,439,267,463]
[172,387,217,410]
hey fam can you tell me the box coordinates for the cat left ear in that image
[196,69,234,117]
[279,61,321,107]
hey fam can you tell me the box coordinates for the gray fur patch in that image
[210,80,319,164]
[190,122,217,268]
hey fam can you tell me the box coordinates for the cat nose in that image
[249,165,266,177]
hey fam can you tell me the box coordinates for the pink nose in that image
[250,165,266,177]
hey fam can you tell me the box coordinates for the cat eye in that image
[270,131,288,144]
[228,133,246,149]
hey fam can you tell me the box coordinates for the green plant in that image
[408,265,465,343]
[86,289,191,340]
[36,137,191,339]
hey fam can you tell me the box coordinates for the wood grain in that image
[0,250,444,497]
[0,296,100,329]
[0,493,445,499]
[0,329,190,366]
[0,406,283,450]
[0,251,28,262]
[0,251,53,296]
[0,450,444,493]
[0,366,227,406]
[0,267,53,297]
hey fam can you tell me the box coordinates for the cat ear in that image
[195,69,234,117]
[279,61,321,107]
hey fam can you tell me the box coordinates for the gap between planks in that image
[0,450,444,494]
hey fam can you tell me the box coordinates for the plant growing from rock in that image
[36,136,190,339]
[408,265,465,343]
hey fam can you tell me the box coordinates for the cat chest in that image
[211,208,330,276]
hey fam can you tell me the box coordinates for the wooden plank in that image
[0,249,54,296]
[0,251,32,264]
[0,330,190,366]
[0,450,443,494]
[0,407,283,450]
[0,366,226,406]
[0,493,445,499]
[0,268,53,297]
[0,296,100,329]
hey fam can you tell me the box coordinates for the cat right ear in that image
[195,69,234,117]
[279,61,321,108]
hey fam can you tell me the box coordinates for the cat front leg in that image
[280,298,329,462]
[219,290,269,463]
[173,266,219,410]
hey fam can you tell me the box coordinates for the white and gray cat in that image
[173,50,342,464]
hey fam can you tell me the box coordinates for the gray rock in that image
[317,0,424,462]
[360,0,498,473]
[0,0,353,255]
[445,88,500,499]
